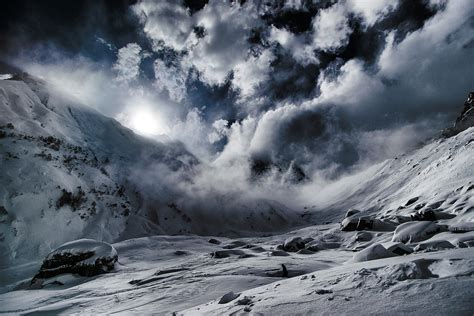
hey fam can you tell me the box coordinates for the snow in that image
[0,74,13,80]
[392,221,446,243]
[41,238,117,267]
[183,249,474,315]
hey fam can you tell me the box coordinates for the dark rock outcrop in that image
[442,91,474,137]
[31,239,118,285]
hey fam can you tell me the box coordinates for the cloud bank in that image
[1,0,473,212]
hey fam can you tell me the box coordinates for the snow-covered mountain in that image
[0,73,304,269]
[0,73,195,268]
[0,72,472,314]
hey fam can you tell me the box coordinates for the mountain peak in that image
[442,91,474,137]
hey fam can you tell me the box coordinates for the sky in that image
[1,0,473,186]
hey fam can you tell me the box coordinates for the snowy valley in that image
[0,73,473,314]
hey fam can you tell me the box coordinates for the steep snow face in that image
[0,76,198,268]
[304,126,474,226]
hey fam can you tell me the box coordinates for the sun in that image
[118,105,170,137]
[130,110,159,136]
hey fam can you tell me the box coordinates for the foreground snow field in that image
[0,225,473,314]
[0,73,473,314]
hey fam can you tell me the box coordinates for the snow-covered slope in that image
[304,126,474,227]
[0,74,306,269]
[0,129,472,314]
[0,75,202,268]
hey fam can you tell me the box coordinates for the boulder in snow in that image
[352,243,396,262]
[414,240,455,252]
[392,221,447,243]
[382,241,413,255]
[341,216,397,232]
[449,222,474,233]
[410,209,456,221]
[282,236,306,252]
[345,208,360,218]
[305,241,340,252]
[32,239,118,282]
[218,291,240,304]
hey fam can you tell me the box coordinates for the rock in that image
[0,206,8,223]
[174,250,188,256]
[384,259,438,281]
[271,250,290,256]
[222,240,246,249]
[208,238,221,245]
[212,249,246,258]
[32,239,118,282]
[442,91,474,137]
[392,221,447,243]
[353,231,373,242]
[305,241,340,251]
[414,240,455,252]
[237,296,253,305]
[414,203,426,210]
[283,236,306,252]
[341,216,396,232]
[449,222,474,233]
[427,200,445,210]
[345,208,360,218]
[281,264,288,277]
[410,209,456,221]
[218,291,240,304]
[249,246,266,252]
[382,241,413,255]
[391,215,412,224]
[405,197,419,206]
[315,289,333,295]
[297,248,315,254]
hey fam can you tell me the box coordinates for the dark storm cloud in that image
[2,0,473,184]
[0,0,153,61]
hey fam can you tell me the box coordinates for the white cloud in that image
[347,0,399,27]
[378,0,473,79]
[317,59,384,106]
[268,26,318,65]
[312,3,352,52]
[208,119,229,143]
[233,49,275,97]
[376,0,474,106]
[153,59,188,102]
[188,1,261,85]
[113,43,143,83]
[132,1,193,51]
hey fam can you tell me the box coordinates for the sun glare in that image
[119,106,170,137]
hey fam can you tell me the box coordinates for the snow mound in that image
[352,243,395,262]
[414,240,455,252]
[392,221,447,243]
[0,74,13,80]
[382,259,438,281]
[32,239,117,282]
[352,242,413,263]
